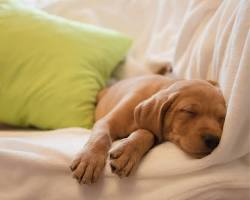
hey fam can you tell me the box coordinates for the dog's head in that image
[134,80,226,158]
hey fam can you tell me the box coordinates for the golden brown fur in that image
[70,75,226,184]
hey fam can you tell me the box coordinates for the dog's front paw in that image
[109,139,142,178]
[70,147,107,184]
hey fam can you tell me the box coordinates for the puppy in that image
[70,75,226,184]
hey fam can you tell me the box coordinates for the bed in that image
[0,0,249,199]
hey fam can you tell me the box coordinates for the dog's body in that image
[70,75,226,184]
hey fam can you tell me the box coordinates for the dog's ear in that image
[134,90,178,143]
[207,80,219,87]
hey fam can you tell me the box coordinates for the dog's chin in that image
[188,151,211,159]
[177,142,212,158]
[180,146,211,158]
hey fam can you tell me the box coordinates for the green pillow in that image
[0,0,132,129]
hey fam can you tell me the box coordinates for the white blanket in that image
[1,0,249,199]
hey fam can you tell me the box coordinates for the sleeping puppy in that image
[70,75,226,184]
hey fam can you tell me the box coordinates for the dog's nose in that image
[202,134,220,150]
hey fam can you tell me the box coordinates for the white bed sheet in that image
[1,0,250,199]
[0,128,249,200]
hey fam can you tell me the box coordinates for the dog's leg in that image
[109,129,155,178]
[70,120,112,184]
[70,92,146,184]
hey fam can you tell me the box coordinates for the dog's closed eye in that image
[180,109,196,114]
[179,108,198,117]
